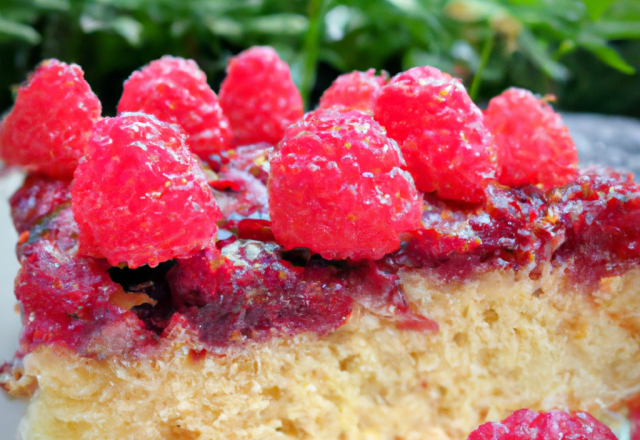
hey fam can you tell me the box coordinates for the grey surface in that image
[0,113,638,437]
[564,113,640,177]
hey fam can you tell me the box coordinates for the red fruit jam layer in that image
[9,145,640,358]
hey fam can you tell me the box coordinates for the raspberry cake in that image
[1,49,639,440]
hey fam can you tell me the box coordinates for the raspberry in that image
[219,46,303,146]
[71,113,221,269]
[484,88,578,188]
[318,69,388,114]
[373,66,496,203]
[268,110,422,260]
[467,409,617,440]
[0,59,101,178]
[117,56,232,158]
[10,175,71,233]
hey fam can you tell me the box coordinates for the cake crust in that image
[10,265,640,440]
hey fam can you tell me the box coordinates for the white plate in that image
[1,170,30,439]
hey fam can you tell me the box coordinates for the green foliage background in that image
[1,0,639,116]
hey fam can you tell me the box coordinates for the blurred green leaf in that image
[582,0,616,20]
[299,0,327,106]
[111,16,143,46]
[518,29,569,79]
[578,32,636,73]
[33,0,70,11]
[244,13,309,35]
[205,17,244,38]
[0,0,639,117]
[0,16,41,44]
[444,0,500,22]
[605,0,640,21]
[403,48,455,71]
[593,21,640,40]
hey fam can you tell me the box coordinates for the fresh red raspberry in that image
[467,409,617,440]
[219,46,303,146]
[0,59,101,178]
[318,69,388,114]
[373,66,496,203]
[10,174,71,233]
[117,56,232,158]
[484,88,578,189]
[268,110,422,260]
[71,113,222,269]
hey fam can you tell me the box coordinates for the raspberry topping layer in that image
[16,239,154,355]
[467,409,617,440]
[167,239,436,348]
[10,174,71,234]
[484,88,579,188]
[167,241,353,348]
[374,66,496,203]
[0,59,101,178]
[71,113,221,269]
[219,46,303,146]
[269,110,422,260]
[117,56,233,158]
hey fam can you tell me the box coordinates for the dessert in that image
[219,46,304,146]
[373,66,496,203]
[1,49,639,440]
[0,60,101,178]
[117,56,233,158]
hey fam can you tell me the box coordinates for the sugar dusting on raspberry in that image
[374,66,496,203]
[117,56,233,158]
[219,46,303,146]
[269,110,422,260]
[318,69,388,114]
[467,409,617,440]
[71,112,221,269]
[484,88,578,189]
[0,59,101,178]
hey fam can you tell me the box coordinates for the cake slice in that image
[1,49,639,440]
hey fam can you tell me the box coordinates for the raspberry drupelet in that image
[117,56,233,158]
[318,69,389,114]
[219,46,304,146]
[466,409,617,440]
[71,113,221,269]
[484,88,579,189]
[0,59,101,178]
[268,110,422,261]
[373,66,496,203]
